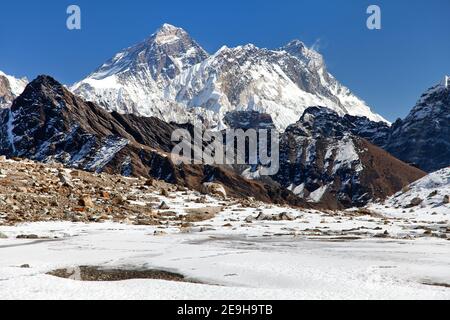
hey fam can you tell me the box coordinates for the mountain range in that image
[0,23,448,208]
[72,23,387,130]
[0,75,307,206]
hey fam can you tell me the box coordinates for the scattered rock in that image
[58,171,74,187]
[444,195,449,204]
[16,234,39,239]
[70,170,80,177]
[101,191,110,199]
[279,212,295,221]
[20,264,31,268]
[183,207,222,222]
[79,196,95,208]
[245,215,254,223]
[254,212,295,221]
[256,213,269,221]
[159,201,170,210]
[407,197,423,208]
[428,190,438,198]
[201,183,227,199]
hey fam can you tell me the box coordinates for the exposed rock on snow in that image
[369,167,450,218]
[201,182,227,199]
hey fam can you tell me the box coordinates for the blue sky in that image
[0,0,449,121]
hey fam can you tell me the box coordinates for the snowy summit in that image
[72,23,388,130]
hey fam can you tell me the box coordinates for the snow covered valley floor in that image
[0,162,448,300]
[0,221,449,300]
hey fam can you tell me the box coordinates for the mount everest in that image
[72,23,387,130]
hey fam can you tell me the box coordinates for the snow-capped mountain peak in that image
[81,23,209,83]
[71,24,210,123]
[72,24,388,130]
[0,70,28,109]
[153,23,189,45]
[280,39,324,70]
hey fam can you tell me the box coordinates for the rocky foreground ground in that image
[0,156,236,227]
[0,157,448,242]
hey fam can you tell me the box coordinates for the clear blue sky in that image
[0,0,449,121]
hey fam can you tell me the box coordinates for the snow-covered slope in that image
[72,24,387,130]
[369,168,450,217]
[0,70,28,109]
[167,41,387,130]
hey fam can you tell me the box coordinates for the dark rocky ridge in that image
[223,107,425,208]
[274,109,425,209]
[383,80,450,172]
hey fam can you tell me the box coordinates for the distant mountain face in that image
[225,107,424,208]
[72,24,210,125]
[272,107,424,208]
[0,71,27,109]
[0,75,309,207]
[0,75,427,208]
[72,24,387,131]
[383,77,450,172]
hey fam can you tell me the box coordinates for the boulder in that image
[245,215,254,223]
[444,195,450,204]
[408,197,423,208]
[279,212,295,221]
[201,183,227,199]
[79,196,94,208]
[159,201,170,210]
[58,171,74,187]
